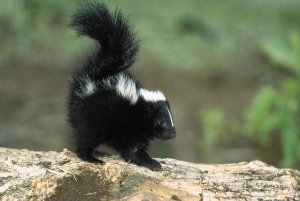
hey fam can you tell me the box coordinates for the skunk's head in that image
[146,101,176,140]
[139,89,176,140]
[111,73,176,140]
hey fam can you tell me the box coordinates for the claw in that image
[147,159,162,171]
[91,157,106,165]
[79,154,105,165]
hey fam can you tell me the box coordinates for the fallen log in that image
[0,147,299,201]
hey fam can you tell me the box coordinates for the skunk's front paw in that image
[146,158,162,171]
[121,150,162,171]
[78,154,105,165]
[134,158,162,171]
[88,157,106,165]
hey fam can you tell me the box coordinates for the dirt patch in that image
[45,170,109,201]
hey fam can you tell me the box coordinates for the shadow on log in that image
[0,147,299,200]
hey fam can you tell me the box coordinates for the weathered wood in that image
[0,147,299,201]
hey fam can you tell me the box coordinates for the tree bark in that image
[0,147,299,201]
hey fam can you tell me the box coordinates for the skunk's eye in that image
[155,120,166,128]
[158,120,165,126]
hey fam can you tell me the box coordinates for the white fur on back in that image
[76,72,167,104]
[139,89,166,102]
[75,75,97,98]
[116,73,139,104]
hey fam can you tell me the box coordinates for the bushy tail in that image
[70,2,139,75]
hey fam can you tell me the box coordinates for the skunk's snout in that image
[159,128,176,140]
[166,128,176,139]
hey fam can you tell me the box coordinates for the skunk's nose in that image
[161,128,176,140]
[168,128,176,139]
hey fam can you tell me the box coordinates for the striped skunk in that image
[68,2,176,171]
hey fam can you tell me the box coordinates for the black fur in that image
[68,2,176,171]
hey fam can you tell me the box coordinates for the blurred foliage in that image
[200,33,300,168]
[0,0,70,57]
[0,0,87,62]
[244,33,300,168]
[103,0,300,68]
[1,0,300,68]
[199,108,226,151]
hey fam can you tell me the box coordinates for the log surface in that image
[0,147,299,201]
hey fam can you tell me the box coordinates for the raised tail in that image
[70,2,139,75]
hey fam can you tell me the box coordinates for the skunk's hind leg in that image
[75,132,105,165]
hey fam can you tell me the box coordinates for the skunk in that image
[68,2,176,171]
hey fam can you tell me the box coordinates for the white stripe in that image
[116,73,139,104]
[139,89,166,102]
[85,82,96,95]
[75,75,97,98]
[167,108,174,127]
